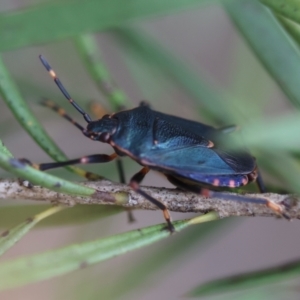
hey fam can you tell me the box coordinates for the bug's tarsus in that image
[39,55,92,123]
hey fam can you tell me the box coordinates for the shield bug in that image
[28,55,285,232]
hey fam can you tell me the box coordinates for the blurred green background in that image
[1,1,300,299]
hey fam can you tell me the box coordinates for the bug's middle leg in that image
[129,167,175,233]
[255,169,266,193]
[115,157,135,223]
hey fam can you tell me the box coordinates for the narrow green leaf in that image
[240,289,288,300]
[115,28,233,123]
[233,112,300,151]
[101,219,232,299]
[261,0,300,25]
[0,205,123,228]
[223,0,300,108]
[277,15,300,48]
[189,257,300,296]
[0,206,65,256]
[0,53,101,180]
[0,212,218,291]
[258,150,300,193]
[0,54,67,161]
[0,146,95,196]
[0,0,212,52]
[74,34,129,111]
[0,140,13,159]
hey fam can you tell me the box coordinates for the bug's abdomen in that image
[177,172,249,188]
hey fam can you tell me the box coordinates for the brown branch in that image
[0,179,299,219]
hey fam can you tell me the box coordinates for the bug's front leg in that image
[19,153,117,180]
[129,167,175,233]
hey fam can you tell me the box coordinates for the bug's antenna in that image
[39,55,92,123]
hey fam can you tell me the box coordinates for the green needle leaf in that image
[115,27,233,123]
[0,0,213,52]
[261,0,300,25]
[0,141,95,196]
[0,212,218,291]
[0,54,100,179]
[189,257,300,297]
[0,206,65,256]
[0,54,66,160]
[74,34,129,111]
[0,205,123,228]
[224,0,300,108]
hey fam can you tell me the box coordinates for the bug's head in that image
[84,116,118,142]
[39,55,119,143]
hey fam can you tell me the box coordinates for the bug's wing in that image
[153,117,214,148]
[142,145,255,176]
[155,112,218,137]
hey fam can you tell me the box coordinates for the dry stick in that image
[0,179,299,219]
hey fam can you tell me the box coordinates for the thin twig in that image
[0,179,299,219]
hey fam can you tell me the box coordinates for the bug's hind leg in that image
[166,175,287,218]
[256,169,266,193]
[129,167,175,233]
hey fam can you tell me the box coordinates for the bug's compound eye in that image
[98,132,111,142]
[83,129,97,140]
[90,133,102,141]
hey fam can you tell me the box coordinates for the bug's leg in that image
[41,99,86,133]
[39,99,109,180]
[115,158,125,184]
[19,153,117,172]
[208,190,288,218]
[256,169,266,193]
[129,167,174,233]
[115,157,135,223]
[166,175,287,218]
